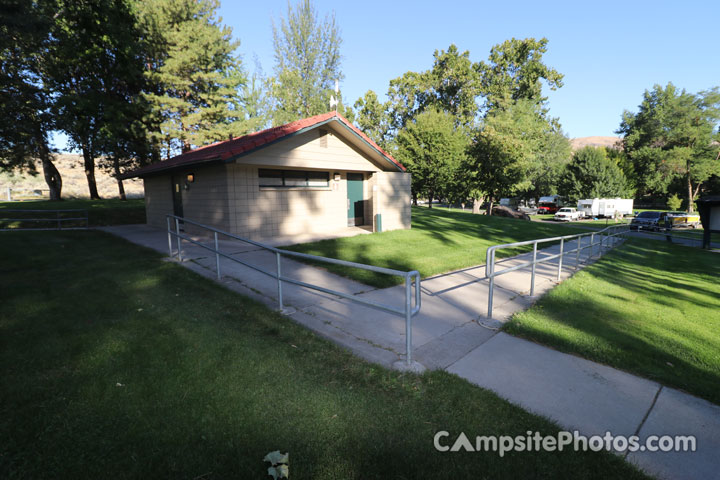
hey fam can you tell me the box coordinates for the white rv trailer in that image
[577,198,634,218]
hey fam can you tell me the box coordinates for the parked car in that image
[554,207,582,221]
[630,211,662,231]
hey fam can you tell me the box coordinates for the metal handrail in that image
[485,223,630,318]
[0,209,89,230]
[166,214,421,365]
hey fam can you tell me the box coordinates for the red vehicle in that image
[537,195,562,214]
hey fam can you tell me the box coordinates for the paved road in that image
[626,229,720,249]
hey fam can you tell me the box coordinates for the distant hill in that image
[0,154,144,200]
[570,136,622,151]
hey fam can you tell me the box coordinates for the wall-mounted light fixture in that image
[184,173,195,190]
[333,172,341,182]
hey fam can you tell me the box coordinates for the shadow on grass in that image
[284,207,598,289]
[0,231,649,479]
[505,239,720,405]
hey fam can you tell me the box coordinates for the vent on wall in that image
[319,129,328,148]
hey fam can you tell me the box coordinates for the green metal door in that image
[347,173,364,226]
[171,176,184,225]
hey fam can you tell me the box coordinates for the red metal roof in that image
[123,112,405,178]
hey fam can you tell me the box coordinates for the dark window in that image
[258,169,283,186]
[259,169,330,188]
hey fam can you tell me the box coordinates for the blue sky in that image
[51,0,720,150]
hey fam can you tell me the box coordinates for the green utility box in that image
[375,213,382,233]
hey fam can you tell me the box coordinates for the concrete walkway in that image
[100,224,719,480]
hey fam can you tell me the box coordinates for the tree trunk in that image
[486,196,495,215]
[150,143,161,165]
[39,142,62,201]
[693,182,701,208]
[82,145,101,199]
[472,197,481,214]
[687,173,694,213]
[428,190,434,209]
[113,156,126,201]
[412,192,418,206]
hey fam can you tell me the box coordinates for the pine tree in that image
[135,0,249,156]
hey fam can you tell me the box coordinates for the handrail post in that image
[487,249,495,318]
[175,217,183,261]
[557,238,564,281]
[166,216,173,257]
[591,233,595,258]
[214,232,221,279]
[575,235,581,270]
[530,242,537,296]
[405,275,413,365]
[413,272,421,313]
[276,251,283,311]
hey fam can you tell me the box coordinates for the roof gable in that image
[123,112,404,178]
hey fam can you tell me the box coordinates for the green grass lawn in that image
[505,239,720,404]
[0,198,145,227]
[0,231,647,479]
[284,206,597,288]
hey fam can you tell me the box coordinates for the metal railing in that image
[0,209,89,231]
[166,215,422,365]
[485,224,630,318]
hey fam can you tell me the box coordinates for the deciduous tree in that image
[558,146,632,203]
[477,37,564,111]
[385,44,479,132]
[518,123,571,201]
[47,0,148,199]
[395,109,468,207]
[269,0,346,125]
[466,100,548,213]
[353,90,391,149]
[618,83,720,212]
[0,0,62,200]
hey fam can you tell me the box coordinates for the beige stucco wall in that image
[143,165,231,233]
[142,124,411,241]
[240,128,385,172]
[226,164,364,241]
[144,175,173,228]
[180,164,231,232]
[373,171,412,231]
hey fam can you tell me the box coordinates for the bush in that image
[667,194,682,211]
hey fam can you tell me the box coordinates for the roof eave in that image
[122,113,405,178]
[120,157,225,180]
